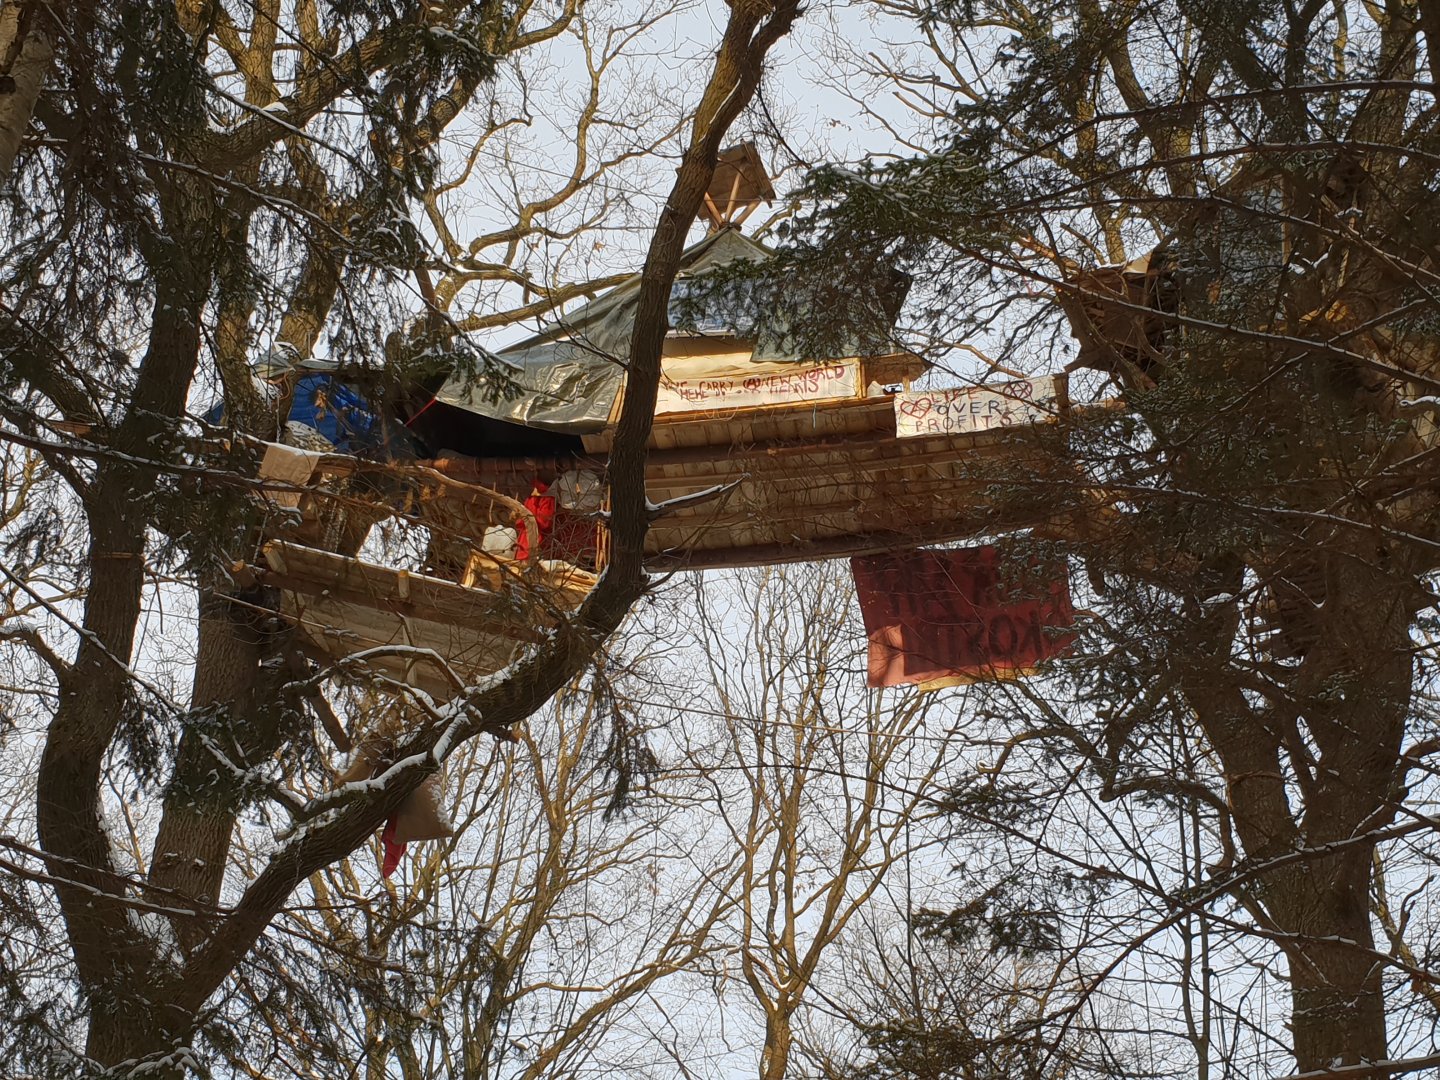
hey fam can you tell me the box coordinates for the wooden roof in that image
[701,143,775,231]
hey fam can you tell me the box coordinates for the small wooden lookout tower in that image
[700,143,775,233]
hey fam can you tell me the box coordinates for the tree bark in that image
[0,0,52,181]
[146,584,295,946]
[33,152,219,1056]
[761,1011,794,1080]
[1184,550,1413,1073]
[38,282,208,1065]
[1284,887,1390,1073]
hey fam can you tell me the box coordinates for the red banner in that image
[851,546,1075,688]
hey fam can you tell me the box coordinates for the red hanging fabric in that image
[380,818,405,879]
[515,479,555,562]
[851,546,1075,688]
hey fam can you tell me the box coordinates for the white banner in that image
[655,360,858,414]
[894,375,1059,438]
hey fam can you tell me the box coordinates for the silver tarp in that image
[447,339,626,434]
[431,229,772,434]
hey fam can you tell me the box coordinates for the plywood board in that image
[894,376,1062,438]
[655,360,859,416]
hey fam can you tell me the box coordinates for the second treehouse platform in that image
[245,445,596,702]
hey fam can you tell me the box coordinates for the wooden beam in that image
[280,598,518,700]
[642,435,1058,484]
[724,167,743,220]
[423,413,1060,484]
[257,542,574,635]
[260,565,549,640]
[645,508,1070,571]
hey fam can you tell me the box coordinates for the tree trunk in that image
[1280,565,1412,1072]
[35,183,221,1062]
[0,0,52,180]
[1187,553,1411,1074]
[1285,892,1389,1073]
[86,1001,193,1080]
[148,581,294,946]
[760,1012,793,1080]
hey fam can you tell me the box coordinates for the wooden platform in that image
[256,541,596,700]
[580,382,1075,569]
[233,377,1082,705]
[241,374,1079,698]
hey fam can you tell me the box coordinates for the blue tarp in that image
[206,374,385,456]
[287,374,380,453]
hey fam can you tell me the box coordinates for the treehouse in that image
[244,146,1080,699]
[408,164,1074,570]
[1057,249,1177,377]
